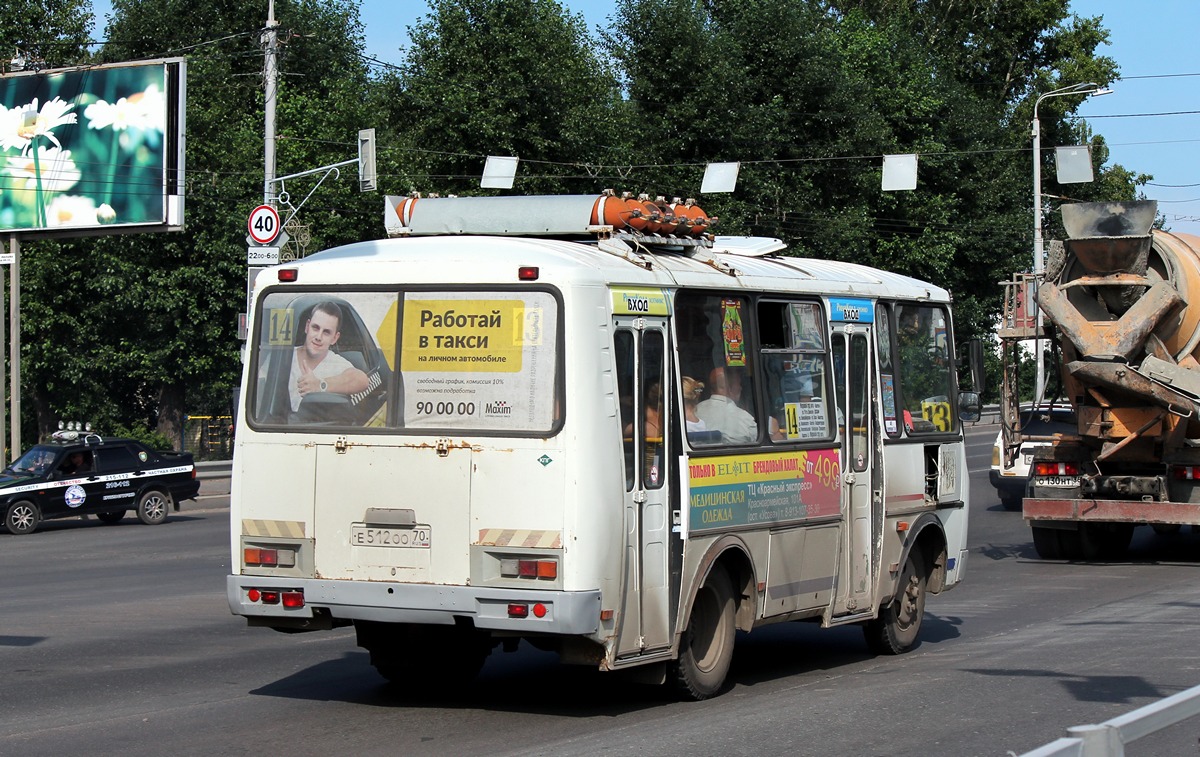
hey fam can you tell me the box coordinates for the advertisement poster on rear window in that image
[401,291,558,431]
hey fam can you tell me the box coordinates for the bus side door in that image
[613,317,673,657]
[831,326,881,615]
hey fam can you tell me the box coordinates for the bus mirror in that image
[959,338,985,394]
[959,391,982,423]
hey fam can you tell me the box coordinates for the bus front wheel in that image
[672,565,736,700]
[864,551,926,655]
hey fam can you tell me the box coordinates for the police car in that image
[1,428,200,535]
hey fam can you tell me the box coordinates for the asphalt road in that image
[3,426,1200,757]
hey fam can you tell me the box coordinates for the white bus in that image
[227,194,981,699]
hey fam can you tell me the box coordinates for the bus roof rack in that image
[383,194,715,249]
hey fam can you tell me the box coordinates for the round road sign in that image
[248,205,281,245]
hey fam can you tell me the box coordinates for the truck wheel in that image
[1080,523,1133,560]
[1031,526,1062,559]
[672,565,736,700]
[136,490,171,525]
[1000,495,1022,512]
[864,551,926,655]
[5,500,39,535]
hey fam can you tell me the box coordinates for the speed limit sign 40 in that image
[248,205,281,245]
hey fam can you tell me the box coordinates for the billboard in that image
[0,58,185,237]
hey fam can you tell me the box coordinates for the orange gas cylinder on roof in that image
[670,197,694,235]
[393,193,420,226]
[621,191,649,232]
[677,198,709,236]
[590,190,627,228]
[638,194,665,234]
[653,196,679,235]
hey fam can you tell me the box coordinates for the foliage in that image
[1,0,1151,447]
[111,421,173,451]
[373,0,626,196]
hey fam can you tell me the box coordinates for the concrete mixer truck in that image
[998,200,1200,559]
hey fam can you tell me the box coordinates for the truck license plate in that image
[350,525,431,548]
[1035,476,1079,488]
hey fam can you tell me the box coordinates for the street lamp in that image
[1031,82,1114,402]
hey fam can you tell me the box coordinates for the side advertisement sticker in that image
[687,449,840,531]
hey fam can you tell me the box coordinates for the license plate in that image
[350,525,431,548]
[1035,476,1079,488]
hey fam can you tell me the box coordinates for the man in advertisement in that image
[289,301,369,412]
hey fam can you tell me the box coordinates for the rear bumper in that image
[227,574,602,635]
[1024,497,1200,525]
[989,469,1027,497]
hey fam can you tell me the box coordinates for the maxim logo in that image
[484,400,512,415]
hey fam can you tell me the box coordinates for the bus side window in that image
[677,291,758,446]
[614,330,636,491]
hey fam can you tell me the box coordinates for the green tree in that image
[0,0,92,70]
[374,0,626,196]
[18,0,376,444]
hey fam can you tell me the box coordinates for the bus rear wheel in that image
[672,565,736,700]
[864,551,926,655]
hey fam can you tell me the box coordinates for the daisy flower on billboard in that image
[86,84,164,133]
[46,195,99,227]
[5,146,81,192]
[0,97,78,152]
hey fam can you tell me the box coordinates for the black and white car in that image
[1,432,200,535]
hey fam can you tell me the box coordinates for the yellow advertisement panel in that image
[400,299,529,373]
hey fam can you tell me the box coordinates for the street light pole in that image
[1031,82,1113,402]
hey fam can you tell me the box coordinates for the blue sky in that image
[90,0,1200,235]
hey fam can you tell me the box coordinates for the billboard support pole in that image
[8,236,18,457]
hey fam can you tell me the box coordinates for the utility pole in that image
[263,0,278,206]
[243,0,280,340]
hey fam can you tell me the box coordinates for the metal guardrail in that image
[1020,683,1200,755]
[195,460,232,480]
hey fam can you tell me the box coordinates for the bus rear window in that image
[248,289,559,434]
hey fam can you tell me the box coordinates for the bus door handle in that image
[843,472,856,486]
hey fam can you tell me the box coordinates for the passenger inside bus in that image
[624,381,662,441]
[695,366,758,443]
[682,376,707,436]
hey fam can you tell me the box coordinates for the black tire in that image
[1000,495,1022,512]
[1031,526,1062,559]
[5,500,39,535]
[671,565,737,700]
[1152,523,1182,536]
[96,510,126,525]
[864,551,926,655]
[136,490,170,526]
[1080,523,1134,561]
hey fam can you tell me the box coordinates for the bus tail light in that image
[501,558,558,579]
[1033,461,1080,476]
[244,546,296,568]
[278,268,299,282]
[245,588,303,608]
[508,603,529,618]
[518,266,539,281]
